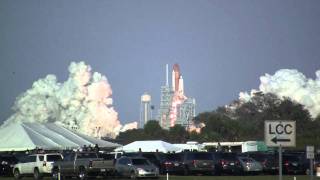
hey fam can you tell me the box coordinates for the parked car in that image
[214,152,242,175]
[140,152,165,173]
[0,154,18,176]
[52,151,115,180]
[123,152,166,173]
[161,153,184,175]
[13,153,63,180]
[237,156,263,175]
[115,156,159,179]
[282,153,308,175]
[243,152,278,174]
[182,152,215,175]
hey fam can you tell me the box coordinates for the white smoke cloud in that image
[120,122,139,132]
[3,61,137,138]
[188,122,205,134]
[240,69,320,118]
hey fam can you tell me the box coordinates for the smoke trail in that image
[3,61,137,138]
[170,93,186,127]
[239,69,320,118]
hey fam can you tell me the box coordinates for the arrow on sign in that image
[271,137,291,144]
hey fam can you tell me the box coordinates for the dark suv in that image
[283,153,308,175]
[0,154,18,176]
[182,152,215,175]
[214,152,242,175]
[161,153,184,175]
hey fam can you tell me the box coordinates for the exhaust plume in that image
[3,61,137,138]
[240,69,320,118]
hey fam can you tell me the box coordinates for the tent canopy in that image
[115,140,183,153]
[0,123,121,152]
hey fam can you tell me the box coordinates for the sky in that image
[1,0,320,125]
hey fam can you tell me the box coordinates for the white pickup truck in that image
[13,153,63,180]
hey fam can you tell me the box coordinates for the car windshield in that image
[249,153,273,161]
[165,154,181,161]
[124,153,140,157]
[1,156,18,163]
[132,159,150,165]
[47,155,63,161]
[251,156,264,161]
[284,155,299,162]
[142,154,156,160]
[240,157,253,163]
[193,153,213,160]
[221,153,237,160]
[99,154,114,160]
[78,153,97,159]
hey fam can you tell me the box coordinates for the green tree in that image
[168,125,187,143]
[116,128,146,145]
[116,92,319,149]
[143,120,172,141]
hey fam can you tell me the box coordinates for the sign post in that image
[279,144,282,180]
[265,120,296,180]
[307,146,314,180]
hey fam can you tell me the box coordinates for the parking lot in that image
[1,150,318,180]
[0,175,313,180]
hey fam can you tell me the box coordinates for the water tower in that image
[140,93,152,128]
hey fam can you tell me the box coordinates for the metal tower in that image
[157,64,196,130]
[157,85,173,129]
[140,93,152,128]
[176,98,196,130]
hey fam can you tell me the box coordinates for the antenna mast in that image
[166,64,169,86]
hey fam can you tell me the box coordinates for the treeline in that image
[115,92,320,149]
[115,121,195,145]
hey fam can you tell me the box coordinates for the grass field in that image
[162,175,311,180]
[0,175,313,180]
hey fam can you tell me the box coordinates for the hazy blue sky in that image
[1,0,320,124]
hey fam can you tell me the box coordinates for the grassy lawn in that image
[0,175,313,180]
[162,175,311,180]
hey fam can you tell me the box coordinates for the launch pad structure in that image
[157,64,196,130]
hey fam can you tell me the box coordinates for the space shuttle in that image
[171,64,184,94]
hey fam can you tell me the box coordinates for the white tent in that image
[115,140,183,153]
[0,123,121,152]
[174,141,205,152]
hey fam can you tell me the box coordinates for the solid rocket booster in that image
[179,75,184,94]
[172,70,176,91]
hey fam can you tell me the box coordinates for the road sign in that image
[265,120,296,147]
[307,146,315,159]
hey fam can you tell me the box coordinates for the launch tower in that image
[157,64,196,130]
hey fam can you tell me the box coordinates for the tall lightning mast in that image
[166,64,169,87]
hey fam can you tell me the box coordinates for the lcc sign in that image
[265,120,296,147]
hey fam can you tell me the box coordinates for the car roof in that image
[122,156,147,160]
[36,153,62,155]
